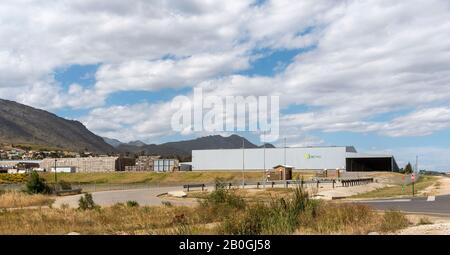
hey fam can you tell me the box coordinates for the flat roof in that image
[193,146,354,151]
[0,160,42,163]
[346,153,393,159]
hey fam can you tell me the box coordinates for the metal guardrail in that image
[212,179,339,190]
[340,178,374,187]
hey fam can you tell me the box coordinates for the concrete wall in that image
[41,157,119,172]
[192,147,349,171]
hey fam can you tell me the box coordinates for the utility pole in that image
[416,155,419,174]
[54,158,57,187]
[263,131,266,188]
[284,137,287,188]
[413,155,418,197]
[242,137,245,188]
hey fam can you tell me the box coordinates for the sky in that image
[1,0,450,171]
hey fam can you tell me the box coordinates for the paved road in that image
[54,186,197,208]
[353,195,450,215]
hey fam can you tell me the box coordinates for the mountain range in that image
[104,135,275,159]
[0,98,274,157]
[0,99,115,153]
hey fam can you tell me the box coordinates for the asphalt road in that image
[353,195,450,215]
[54,186,197,208]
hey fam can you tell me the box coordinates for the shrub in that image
[197,184,246,224]
[220,186,316,235]
[0,173,28,184]
[299,203,375,234]
[418,217,433,225]
[126,200,139,207]
[203,183,246,210]
[379,210,410,232]
[78,193,98,210]
[221,203,269,235]
[25,171,51,194]
[162,201,173,207]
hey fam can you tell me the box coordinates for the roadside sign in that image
[411,174,415,182]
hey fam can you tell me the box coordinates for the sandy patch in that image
[396,223,450,235]
[315,183,389,199]
[418,176,450,196]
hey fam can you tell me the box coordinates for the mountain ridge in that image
[0,99,115,153]
[105,134,276,158]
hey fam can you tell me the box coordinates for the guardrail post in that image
[332,180,335,189]
[316,180,319,189]
[272,181,275,188]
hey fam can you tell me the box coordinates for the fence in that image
[211,179,338,190]
[340,178,374,187]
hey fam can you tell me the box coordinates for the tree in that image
[404,163,413,174]
[25,171,51,194]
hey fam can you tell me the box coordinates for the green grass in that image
[351,176,437,199]
[40,171,314,185]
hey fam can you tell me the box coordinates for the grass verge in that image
[0,191,54,209]
[39,171,314,185]
[0,185,410,234]
[351,176,437,199]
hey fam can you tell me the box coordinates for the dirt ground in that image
[314,183,390,200]
[395,214,450,235]
[419,176,450,196]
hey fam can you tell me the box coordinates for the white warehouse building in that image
[192,146,399,172]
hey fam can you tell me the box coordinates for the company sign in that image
[304,153,322,160]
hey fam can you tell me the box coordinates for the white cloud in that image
[0,0,256,108]
[81,102,178,143]
[381,107,450,137]
[94,50,250,94]
[200,0,450,139]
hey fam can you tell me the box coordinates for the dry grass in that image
[0,187,410,235]
[188,188,294,202]
[418,217,433,225]
[0,205,202,234]
[39,171,314,185]
[296,203,380,234]
[351,176,437,199]
[0,191,54,209]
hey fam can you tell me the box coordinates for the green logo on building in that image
[304,153,322,159]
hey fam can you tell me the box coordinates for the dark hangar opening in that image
[346,157,398,172]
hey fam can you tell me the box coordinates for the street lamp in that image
[284,138,287,188]
[242,138,245,189]
[54,159,57,185]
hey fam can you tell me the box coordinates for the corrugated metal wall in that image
[192,147,348,171]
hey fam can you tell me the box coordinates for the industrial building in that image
[41,156,135,173]
[192,146,399,172]
[125,156,161,171]
[153,159,179,172]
